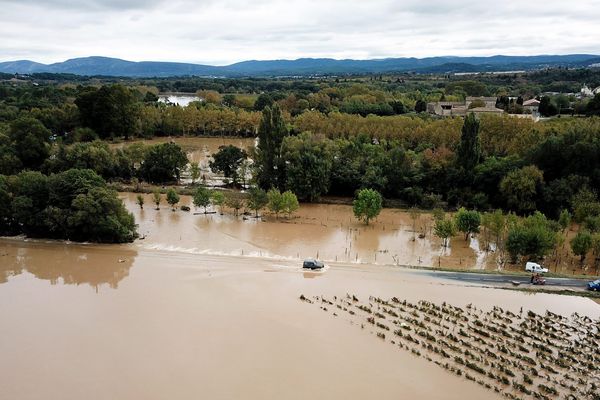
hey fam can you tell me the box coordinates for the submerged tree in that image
[140,143,188,184]
[247,187,268,217]
[209,145,248,187]
[136,194,145,210]
[225,191,244,216]
[455,207,481,241]
[152,189,162,210]
[434,216,456,248]
[189,162,200,184]
[353,188,383,225]
[166,188,180,211]
[193,187,211,214]
[267,188,284,218]
[281,190,299,219]
[211,190,225,214]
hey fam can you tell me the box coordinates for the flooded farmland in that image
[123,192,490,269]
[111,136,256,185]
[3,138,599,400]
[1,236,599,400]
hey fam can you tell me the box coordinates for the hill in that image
[1,54,599,77]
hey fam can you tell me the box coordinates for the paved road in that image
[423,270,594,290]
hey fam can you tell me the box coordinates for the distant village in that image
[427,84,600,121]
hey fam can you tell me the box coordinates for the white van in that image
[525,262,548,274]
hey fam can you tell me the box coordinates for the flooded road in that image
[1,237,599,400]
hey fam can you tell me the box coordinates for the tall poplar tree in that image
[456,113,482,173]
[255,104,288,189]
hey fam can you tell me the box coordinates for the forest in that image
[1,69,600,247]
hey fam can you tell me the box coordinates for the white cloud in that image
[0,0,599,65]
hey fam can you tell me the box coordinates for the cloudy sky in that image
[1,0,599,65]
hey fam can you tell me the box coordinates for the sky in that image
[1,0,599,65]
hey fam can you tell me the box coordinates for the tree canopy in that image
[209,145,248,186]
[140,142,188,184]
[353,188,383,225]
[1,169,136,242]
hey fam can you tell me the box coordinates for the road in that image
[423,270,594,291]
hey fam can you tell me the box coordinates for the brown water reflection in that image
[1,237,598,400]
[0,239,136,289]
[123,192,483,269]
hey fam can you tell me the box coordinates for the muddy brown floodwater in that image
[123,192,498,270]
[1,236,599,400]
[111,136,256,186]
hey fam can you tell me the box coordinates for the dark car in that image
[303,258,324,270]
[588,279,600,291]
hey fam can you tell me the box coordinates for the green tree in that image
[558,209,571,232]
[9,117,51,169]
[0,176,13,234]
[189,162,200,184]
[591,234,600,269]
[193,187,211,213]
[0,133,22,175]
[152,189,162,210]
[166,188,180,211]
[571,230,592,264]
[281,133,333,202]
[255,105,288,189]
[75,84,139,140]
[267,188,284,218]
[587,93,600,116]
[454,207,481,241]
[209,145,248,186]
[254,93,274,111]
[65,184,137,243]
[281,190,299,218]
[238,159,251,188]
[456,113,481,172]
[571,189,600,223]
[499,166,544,214]
[506,212,558,262]
[140,143,189,184]
[481,210,506,251]
[136,194,144,209]
[247,187,268,217]
[353,188,383,225]
[434,217,456,248]
[539,96,558,117]
[225,191,244,216]
[4,169,136,243]
[211,190,225,214]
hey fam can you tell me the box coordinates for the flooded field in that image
[111,136,256,185]
[1,237,599,400]
[123,192,489,269]
[157,93,201,106]
[4,135,597,398]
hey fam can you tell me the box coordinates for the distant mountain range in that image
[1,55,599,78]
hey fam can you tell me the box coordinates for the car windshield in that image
[593,280,600,285]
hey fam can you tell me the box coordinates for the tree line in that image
[0,169,137,243]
